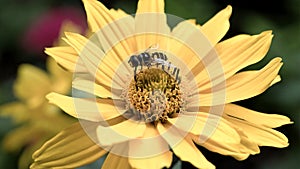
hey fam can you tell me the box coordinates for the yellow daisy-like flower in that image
[31,0,292,168]
[0,58,74,169]
[0,21,85,169]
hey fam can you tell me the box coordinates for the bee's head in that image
[128,55,135,67]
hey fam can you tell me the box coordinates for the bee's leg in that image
[177,77,182,84]
[167,62,171,71]
[172,67,177,75]
[134,66,137,81]
[175,69,180,84]
[161,63,165,71]
[134,66,138,90]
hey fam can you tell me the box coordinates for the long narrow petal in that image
[194,31,274,90]
[224,104,292,128]
[45,46,87,73]
[220,57,282,103]
[190,124,260,161]
[97,119,146,146]
[136,0,165,13]
[83,0,135,63]
[46,57,72,94]
[13,64,51,108]
[135,0,170,51]
[3,125,39,152]
[102,143,131,169]
[31,122,107,168]
[72,78,121,99]
[169,5,231,75]
[46,92,125,122]
[129,125,172,169]
[168,113,240,144]
[188,57,282,106]
[0,102,29,123]
[225,116,289,148]
[130,151,172,169]
[201,5,232,45]
[63,32,125,88]
[157,123,215,169]
[170,20,218,72]
[190,134,248,161]
[83,0,132,31]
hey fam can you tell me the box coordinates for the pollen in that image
[127,68,183,124]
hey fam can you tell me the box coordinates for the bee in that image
[152,58,181,84]
[128,45,181,84]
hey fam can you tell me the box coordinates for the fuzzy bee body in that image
[128,47,181,84]
[152,58,181,84]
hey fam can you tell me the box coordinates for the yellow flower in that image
[31,0,292,169]
[0,58,74,169]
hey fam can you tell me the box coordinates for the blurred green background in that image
[0,0,299,168]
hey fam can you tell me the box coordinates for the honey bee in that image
[128,45,181,84]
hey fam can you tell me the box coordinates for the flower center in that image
[127,68,183,124]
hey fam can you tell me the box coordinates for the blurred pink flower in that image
[22,6,87,55]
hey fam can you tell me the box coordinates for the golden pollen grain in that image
[128,68,182,123]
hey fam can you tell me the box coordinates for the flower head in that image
[31,0,292,168]
[0,58,74,169]
[0,21,82,169]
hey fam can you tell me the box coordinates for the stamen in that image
[127,68,183,124]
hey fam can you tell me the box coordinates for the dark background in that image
[0,0,299,168]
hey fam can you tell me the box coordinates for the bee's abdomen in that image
[152,52,168,61]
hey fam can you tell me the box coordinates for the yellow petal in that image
[135,0,170,50]
[83,0,133,32]
[83,0,135,60]
[97,119,146,146]
[134,15,170,51]
[222,57,282,103]
[130,151,172,169]
[13,64,51,108]
[188,57,282,106]
[2,125,37,152]
[63,32,126,88]
[170,20,218,72]
[46,57,72,94]
[45,46,87,73]
[46,92,125,122]
[31,122,107,168]
[0,102,29,123]
[168,113,240,144]
[201,5,232,45]
[224,104,292,128]
[225,116,289,148]
[110,8,132,20]
[195,31,274,90]
[83,0,118,32]
[157,123,215,169]
[72,78,119,99]
[85,0,136,57]
[128,125,172,169]
[63,33,110,79]
[217,31,273,75]
[18,140,44,169]
[136,0,165,13]
[102,143,131,169]
[54,20,84,46]
[190,133,251,161]
[228,124,261,154]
